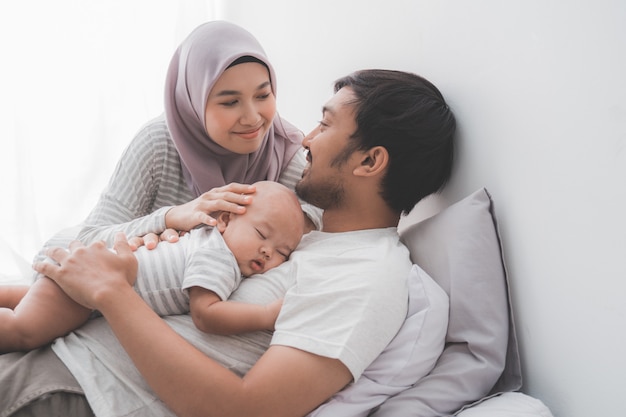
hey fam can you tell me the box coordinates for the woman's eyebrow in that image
[256,81,271,90]
[215,81,271,97]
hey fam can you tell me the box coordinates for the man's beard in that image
[295,174,345,210]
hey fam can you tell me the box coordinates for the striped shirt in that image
[133,226,240,316]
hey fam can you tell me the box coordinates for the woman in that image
[0,19,319,339]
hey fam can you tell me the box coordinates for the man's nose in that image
[302,125,320,148]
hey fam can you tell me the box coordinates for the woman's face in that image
[204,62,276,154]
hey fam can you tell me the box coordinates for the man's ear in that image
[215,211,232,233]
[353,146,389,177]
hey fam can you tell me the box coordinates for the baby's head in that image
[216,181,305,277]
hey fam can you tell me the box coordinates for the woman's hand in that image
[128,183,256,251]
[128,229,184,251]
[165,182,256,234]
[33,233,138,310]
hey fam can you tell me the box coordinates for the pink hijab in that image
[164,21,303,197]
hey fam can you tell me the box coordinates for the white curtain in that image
[0,1,218,282]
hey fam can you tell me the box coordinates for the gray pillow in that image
[369,188,522,416]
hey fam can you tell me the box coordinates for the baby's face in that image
[221,204,303,277]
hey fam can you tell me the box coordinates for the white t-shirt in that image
[273,228,411,381]
[52,227,411,416]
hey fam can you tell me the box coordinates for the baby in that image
[0,181,304,353]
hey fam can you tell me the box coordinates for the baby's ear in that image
[215,211,231,233]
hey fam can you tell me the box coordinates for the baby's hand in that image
[265,298,284,330]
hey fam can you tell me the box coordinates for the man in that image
[1,69,455,417]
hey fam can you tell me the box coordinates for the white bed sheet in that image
[456,392,554,417]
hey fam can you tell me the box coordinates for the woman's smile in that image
[235,125,264,140]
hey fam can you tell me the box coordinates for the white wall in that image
[217,1,626,416]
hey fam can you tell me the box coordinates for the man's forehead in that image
[323,87,356,116]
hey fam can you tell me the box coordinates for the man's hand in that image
[33,232,138,310]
